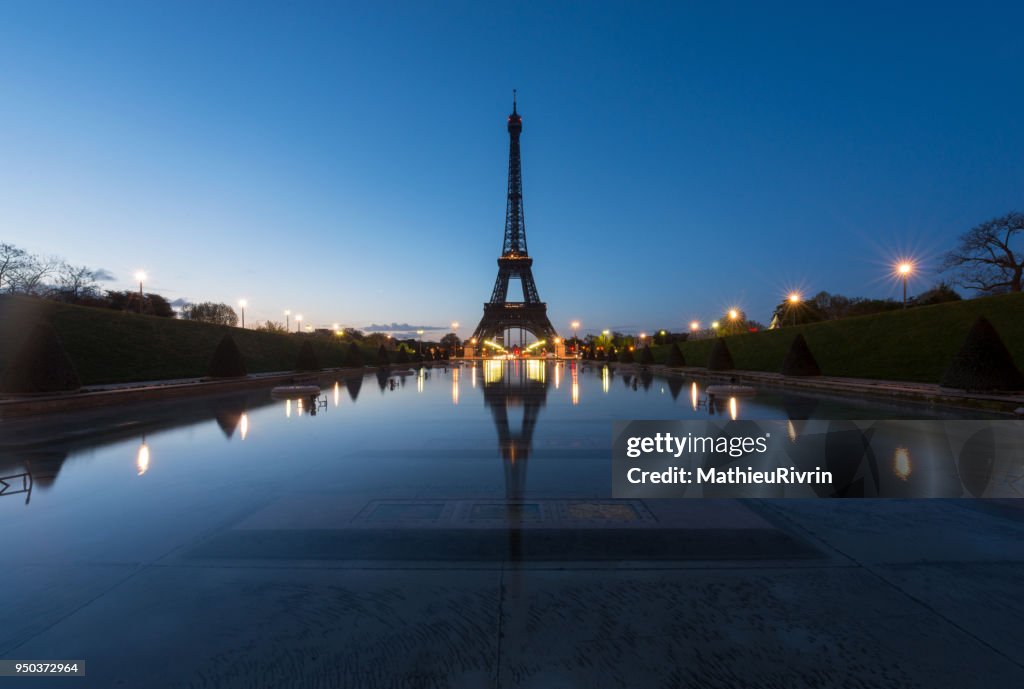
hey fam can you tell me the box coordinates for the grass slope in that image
[652,293,1024,384]
[0,296,385,385]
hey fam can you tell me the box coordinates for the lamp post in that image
[570,320,580,354]
[296,314,303,333]
[788,293,801,326]
[417,329,424,356]
[897,262,914,308]
[450,322,459,357]
[238,299,247,328]
[285,310,291,332]
[134,271,146,314]
[690,321,700,337]
[712,321,720,335]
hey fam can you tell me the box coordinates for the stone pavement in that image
[2,497,1022,688]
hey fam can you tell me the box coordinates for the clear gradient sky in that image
[2,1,1022,338]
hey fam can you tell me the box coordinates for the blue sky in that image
[1,1,1021,337]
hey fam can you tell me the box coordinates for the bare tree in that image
[942,211,1023,294]
[11,253,62,295]
[56,264,101,298]
[0,243,28,293]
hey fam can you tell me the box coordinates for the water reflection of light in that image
[602,365,610,393]
[729,397,738,420]
[452,368,459,405]
[526,360,545,383]
[297,397,304,413]
[554,363,561,389]
[484,360,503,384]
[691,382,699,411]
[286,399,292,418]
[787,420,797,443]
[240,414,249,440]
[333,381,340,407]
[417,367,425,393]
[571,363,579,406]
[893,446,912,480]
[136,439,150,476]
[471,364,477,388]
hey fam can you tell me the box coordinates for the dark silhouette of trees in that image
[942,211,1023,293]
[181,302,239,326]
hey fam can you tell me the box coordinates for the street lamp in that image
[712,321,720,334]
[417,329,424,356]
[570,320,580,353]
[728,309,739,321]
[134,271,146,314]
[788,293,801,326]
[897,261,914,308]
[238,299,247,328]
[285,310,291,332]
[295,314,303,333]
[690,321,700,333]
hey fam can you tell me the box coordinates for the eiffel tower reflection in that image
[480,359,550,500]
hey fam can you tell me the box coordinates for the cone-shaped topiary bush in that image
[605,347,616,362]
[376,344,390,367]
[347,342,363,368]
[780,334,821,377]
[395,347,410,364]
[707,338,735,371]
[294,341,321,371]
[666,343,686,367]
[207,334,247,378]
[639,345,655,365]
[940,317,1024,391]
[0,323,81,393]
[619,347,635,364]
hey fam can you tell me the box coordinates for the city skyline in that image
[2,2,1022,337]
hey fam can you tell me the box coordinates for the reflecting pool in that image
[2,362,1021,689]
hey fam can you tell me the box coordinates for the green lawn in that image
[650,292,1024,384]
[0,295,389,385]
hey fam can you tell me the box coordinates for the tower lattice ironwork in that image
[471,94,558,348]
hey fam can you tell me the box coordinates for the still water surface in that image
[1,361,981,533]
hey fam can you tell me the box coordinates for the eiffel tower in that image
[471,93,559,350]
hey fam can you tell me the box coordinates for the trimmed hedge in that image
[376,345,390,367]
[707,339,735,371]
[0,323,81,393]
[941,317,1024,391]
[666,343,686,367]
[619,348,635,364]
[207,334,247,378]
[639,345,655,365]
[295,341,321,371]
[780,334,821,377]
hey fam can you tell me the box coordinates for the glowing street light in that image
[896,261,914,308]
[285,310,291,332]
[712,321,720,333]
[690,321,700,332]
[788,292,801,326]
[134,270,146,314]
[295,314,303,333]
[238,299,247,328]
[728,309,739,321]
[417,329,425,356]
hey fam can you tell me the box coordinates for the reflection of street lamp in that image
[897,261,914,308]
[238,299,247,328]
[295,314,303,333]
[134,271,146,314]
[285,310,291,332]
